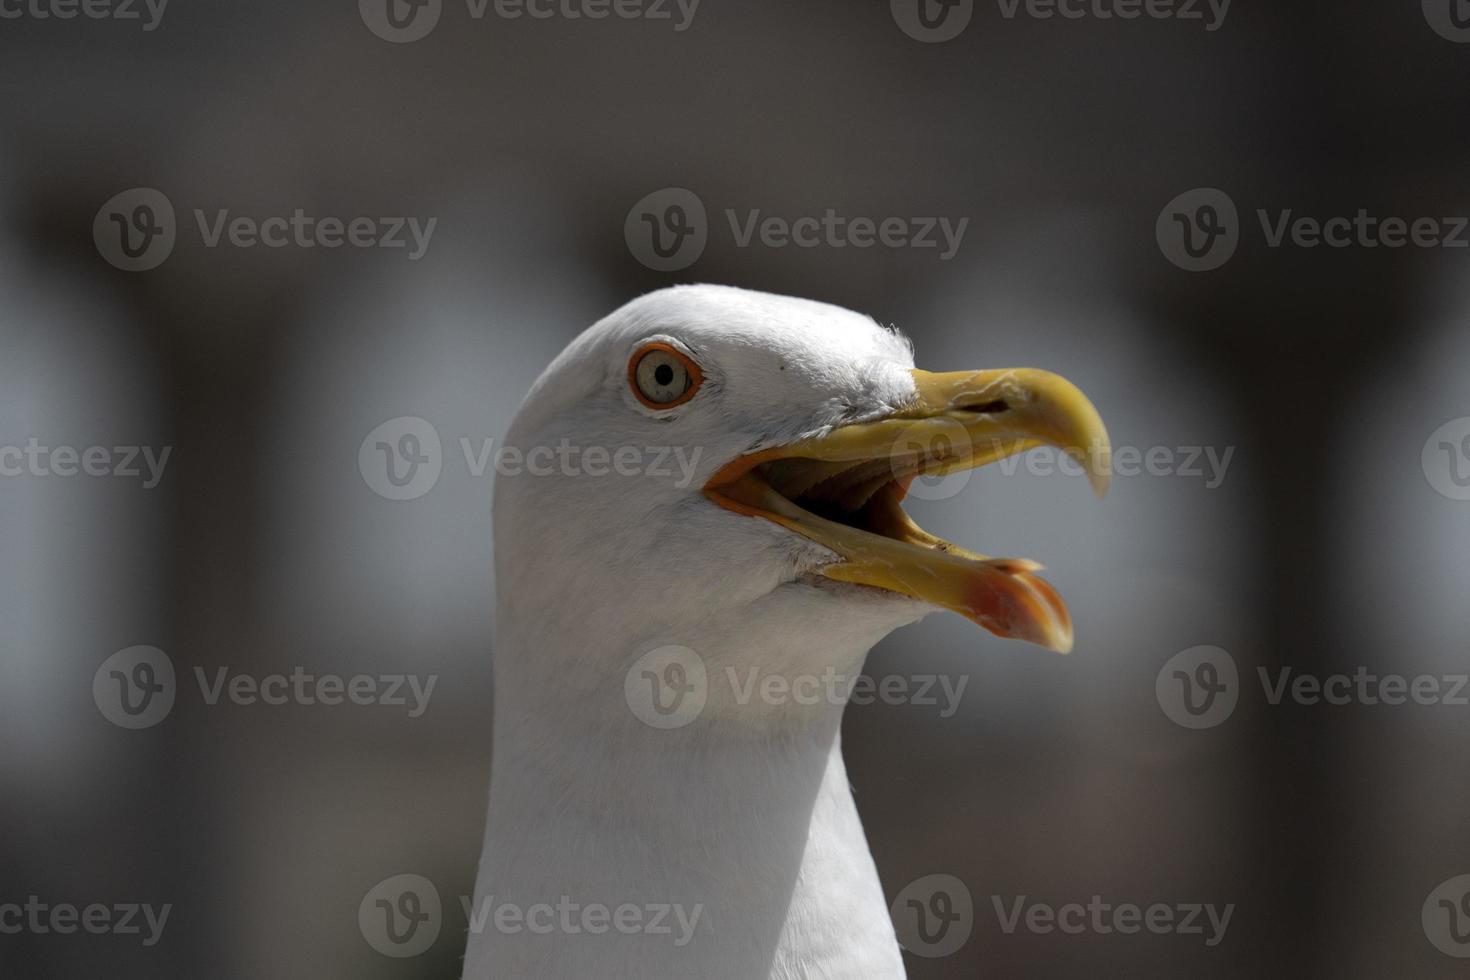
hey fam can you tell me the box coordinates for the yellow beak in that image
[704,369,1110,653]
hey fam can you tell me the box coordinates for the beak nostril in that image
[960,399,1009,415]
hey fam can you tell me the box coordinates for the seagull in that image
[463,284,1110,979]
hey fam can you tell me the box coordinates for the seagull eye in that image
[629,343,703,410]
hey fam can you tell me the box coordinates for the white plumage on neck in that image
[467,590,918,978]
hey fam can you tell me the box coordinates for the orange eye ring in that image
[628,342,704,410]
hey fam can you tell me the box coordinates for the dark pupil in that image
[653,363,675,387]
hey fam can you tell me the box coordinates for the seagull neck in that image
[485,613,868,842]
[489,699,848,841]
[471,593,911,975]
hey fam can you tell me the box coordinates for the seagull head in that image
[493,285,1109,711]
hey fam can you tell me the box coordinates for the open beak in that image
[703,369,1110,653]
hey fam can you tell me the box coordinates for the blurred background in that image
[2,1,1469,977]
